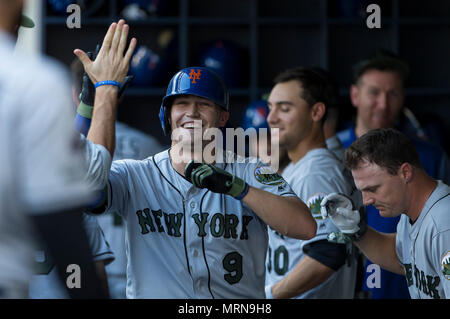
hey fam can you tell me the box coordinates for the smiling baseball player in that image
[264,67,361,299]
[72,52,165,298]
[73,20,317,298]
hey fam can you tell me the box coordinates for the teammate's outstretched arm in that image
[242,187,317,240]
[268,254,336,299]
[321,193,404,275]
[355,228,404,275]
[185,161,317,240]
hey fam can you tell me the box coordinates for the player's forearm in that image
[243,187,317,240]
[87,86,118,157]
[355,227,405,275]
[271,255,334,299]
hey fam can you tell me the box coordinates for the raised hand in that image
[74,19,137,86]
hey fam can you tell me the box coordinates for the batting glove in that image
[320,193,367,243]
[79,44,134,108]
[79,46,99,107]
[185,161,249,200]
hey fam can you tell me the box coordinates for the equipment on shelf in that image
[197,39,248,88]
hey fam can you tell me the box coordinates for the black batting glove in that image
[79,45,100,107]
[184,161,249,200]
[79,44,134,107]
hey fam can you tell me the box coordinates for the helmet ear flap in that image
[160,96,174,136]
[159,105,169,136]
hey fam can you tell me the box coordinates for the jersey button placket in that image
[185,194,204,296]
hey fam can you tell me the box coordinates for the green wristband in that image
[77,102,94,120]
[227,175,247,198]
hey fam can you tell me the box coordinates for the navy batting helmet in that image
[159,66,229,135]
[242,100,270,131]
[129,45,167,86]
[197,39,247,88]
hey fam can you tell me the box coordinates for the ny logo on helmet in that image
[189,69,202,84]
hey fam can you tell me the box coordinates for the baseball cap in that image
[20,14,35,28]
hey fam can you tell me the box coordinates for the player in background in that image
[71,56,165,298]
[241,99,289,174]
[321,128,450,299]
[265,67,361,299]
[73,19,317,298]
[337,52,450,298]
[28,213,114,298]
[0,0,107,298]
[26,57,116,299]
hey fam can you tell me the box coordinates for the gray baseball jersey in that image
[94,149,297,298]
[96,122,165,298]
[266,148,360,298]
[395,180,450,299]
[28,213,114,299]
[326,135,345,163]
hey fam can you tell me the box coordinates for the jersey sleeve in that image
[244,161,298,198]
[81,213,114,265]
[432,229,450,298]
[292,173,351,244]
[105,161,132,217]
[81,135,112,191]
[18,67,94,215]
[293,173,354,267]
[395,215,406,265]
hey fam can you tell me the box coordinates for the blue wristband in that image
[235,183,250,201]
[94,80,121,89]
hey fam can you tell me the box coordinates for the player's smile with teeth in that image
[181,121,202,129]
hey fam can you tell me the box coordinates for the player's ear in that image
[218,110,229,127]
[399,162,413,184]
[311,102,325,122]
[350,84,359,109]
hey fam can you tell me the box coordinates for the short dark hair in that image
[310,67,340,111]
[353,50,410,86]
[345,128,423,175]
[274,67,337,122]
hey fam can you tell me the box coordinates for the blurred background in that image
[17,0,450,153]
